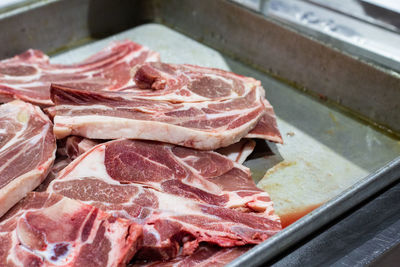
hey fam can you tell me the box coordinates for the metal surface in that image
[271,179,400,266]
[49,24,400,267]
[153,0,400,135]
[0,1,399,266]
[230,158,400,266]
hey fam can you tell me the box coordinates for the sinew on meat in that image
[0,41,159,106]
[130,63,282,143]
[47,139,281,260]
[0,100,56,217]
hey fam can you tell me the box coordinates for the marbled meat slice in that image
[47,139,281,260]
[0,192,142,266]
[50,82,267,150]
[133,244,251,267]
[0,100,56,217]
[246,99,282,143]
[129,62,282,143]
[0,40,159,106]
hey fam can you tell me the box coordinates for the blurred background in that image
[233,0,400,72]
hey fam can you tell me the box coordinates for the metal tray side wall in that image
[151,0,400,134]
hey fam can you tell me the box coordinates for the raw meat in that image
[217,139,256,164]
[0,41,159,106]
[37,136,99,192]
[58,136,99,161]
[47,139,281,260]
[0,100,56,217]
[246,100,283,143]
[133,244,251,267]
[130,62,282,143]
[129,62,262,101]
[0,192,142,266]
[50,81,268,150]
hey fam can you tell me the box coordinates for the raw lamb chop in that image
[129,62,282,143]
[133,244,251,267]
[0,100,56,217]
[50,81,269,150]
[0,41,159,106]
[0,192,142,266]
[47,139,281,260]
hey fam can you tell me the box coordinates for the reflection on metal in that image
[233,0,400,73]
[308,0,400,33]
[0,0,34,13]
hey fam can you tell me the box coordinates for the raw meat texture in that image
[133,244,251,267]
[130,62,282,143]
[0,192,142,267]
[50,82,268,150]
[217,139,256,164]
[0,41,159,106]
[246,100,283,143]
[58,136,100,161]
[0,100,56,217]
[47,139,281,260]
[130,62,261,101]
[37,136,99,192]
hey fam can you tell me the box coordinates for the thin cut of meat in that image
[217,139,256,164]
[0,100,56,217]
[37,136,99,192]
[130,62,282,143]
[0,41,159,106]
[50,82,268,150]
[246,100,282,143]
[0,192,142,267]
[133,244,251,267]
[47,139,281,260]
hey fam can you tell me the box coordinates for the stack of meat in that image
[0,40,282,266]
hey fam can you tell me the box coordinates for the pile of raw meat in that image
[0,40,283,266]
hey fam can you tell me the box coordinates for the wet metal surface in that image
[271,180,400,267]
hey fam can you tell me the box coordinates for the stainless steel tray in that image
[0,0,399,266]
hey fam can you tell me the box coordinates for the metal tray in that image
[0,0,399,266]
